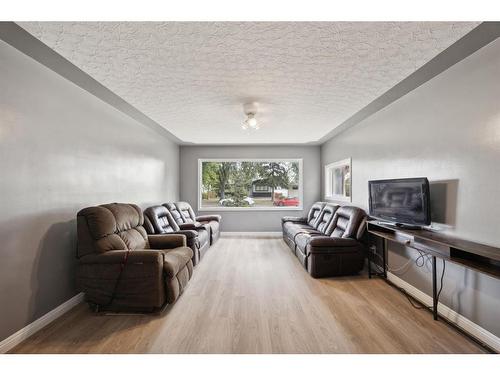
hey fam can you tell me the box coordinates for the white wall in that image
[179,145,321,232]
[321,39,500,336]
[0,40,180,341]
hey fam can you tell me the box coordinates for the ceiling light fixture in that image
[242,102,260,130]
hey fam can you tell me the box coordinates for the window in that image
[198,159,303,210]
[324,158,351,202]
[254,185,270,192]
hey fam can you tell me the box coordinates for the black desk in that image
[366,221,500,320]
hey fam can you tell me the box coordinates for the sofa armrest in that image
[173,230,198,239]
[78,249,163,265]
[178,222,202,230]
[282,216,307,224]
[196,214,221,222]
[148,234,186,249]
[76,250,165,306]
[308,236,360,248]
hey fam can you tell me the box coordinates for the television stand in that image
[377,221,424,230]
[367,220,500,321]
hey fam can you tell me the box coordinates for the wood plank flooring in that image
[10,235,486,353]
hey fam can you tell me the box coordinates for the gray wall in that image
[321,39,500,336]
[179,145,321,232]
[0,40,180,341]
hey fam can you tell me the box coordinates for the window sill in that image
[324,196,351,203]
[198,206,304,212]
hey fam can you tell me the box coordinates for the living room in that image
[1,1,499,373]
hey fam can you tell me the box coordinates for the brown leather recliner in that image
[164,202,221,245]
[143,205,210,265]
[76,203,194,311]
[282,202,367,278]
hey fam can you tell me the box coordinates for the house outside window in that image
[198,159,303,210]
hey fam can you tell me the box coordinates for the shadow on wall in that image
[429,179,459,228]
[29,218,78,322]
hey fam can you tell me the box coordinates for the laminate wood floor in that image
[10,235,486,354]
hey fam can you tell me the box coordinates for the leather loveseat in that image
[163,202,221,245]
[143,205,210,265]
[282,202,367,278]
[76,203,194,311]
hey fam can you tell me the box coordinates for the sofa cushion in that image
[283,222,316,239]
[287,225,322,242]
[163,203,185,225]
[144,205,180,234]
[325,206,366,238]
[79,206,117,239]
[315,204,339,233]
[175,201,197,223]
[78,203,148,253]
[102,203,143,232]
[307,202,326,228]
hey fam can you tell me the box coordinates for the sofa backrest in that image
[144,205,180,234]
[307,202,326,228]
[315,204,339,233]
[77,203,149,258]
[325,206,366,238]
[163,203,185,225]
[175,201,197,223]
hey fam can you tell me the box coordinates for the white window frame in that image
[324,158,352,203]
[198,158,304,211]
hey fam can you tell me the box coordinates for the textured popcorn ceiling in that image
[19,22,479,144]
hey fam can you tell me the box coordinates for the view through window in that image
[199,159,302,210]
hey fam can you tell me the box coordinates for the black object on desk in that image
[366,220,500,321]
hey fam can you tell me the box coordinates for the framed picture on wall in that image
[324,158,351,202]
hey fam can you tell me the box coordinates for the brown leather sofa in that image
[282,202,367,278]
[76,203,194,311]
[143,205,210,265]
[163,202,221,245]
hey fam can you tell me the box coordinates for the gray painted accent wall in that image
[0,40,180,342]
[179,146,321,232]
[0,22,182,144]
[318,22,500,144]
[321,38,500,337]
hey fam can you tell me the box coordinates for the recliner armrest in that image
[173,230,198,239]
[148,234,187,249]
[308,236,360,248]
[196,214,221,222]
[178,222,202,230]
[282,216,307,224]
[78,249,163,264]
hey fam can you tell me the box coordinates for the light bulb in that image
[242,111,259,130]
[247,117,257,128]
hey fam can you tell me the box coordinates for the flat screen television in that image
[368,177,431,227]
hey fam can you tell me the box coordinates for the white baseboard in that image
[387,272,500,352]
[221,231,282,237]
[0,292,84,353]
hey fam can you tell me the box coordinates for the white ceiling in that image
[19,22,479,144]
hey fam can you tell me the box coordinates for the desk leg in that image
[368,251,372,279]
[432,256,438,320]
[383,238,387,279]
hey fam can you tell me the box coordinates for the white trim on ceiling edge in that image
[0,292,84,354]
[387,272,500,353]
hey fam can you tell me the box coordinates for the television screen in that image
[368,177,431,226]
